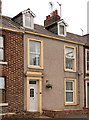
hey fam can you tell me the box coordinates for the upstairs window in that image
[0,77,5,103]
[30,40,40,66]
[28,38,43,69]
[64,45,76,72]
[23,12,35,29]
[25,14,31,28]
[58,21,67,36]
[0,36,4,61]
[60,25,64,35]
[86,49,89,72]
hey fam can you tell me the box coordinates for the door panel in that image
[29,81,38,111]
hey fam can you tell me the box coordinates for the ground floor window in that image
[65,78,76,105]
[0,77,5,103]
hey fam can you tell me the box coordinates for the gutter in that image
[25,31,85,46]
[0,26,24,33]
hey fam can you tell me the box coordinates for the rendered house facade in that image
[0,5,88,114]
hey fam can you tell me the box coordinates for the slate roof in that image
[1,15,24,31]
[1,15,87,44]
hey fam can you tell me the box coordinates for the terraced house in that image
[0,1,89,116]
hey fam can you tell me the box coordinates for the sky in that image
[2,0,88,35]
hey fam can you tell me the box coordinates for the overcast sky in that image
[2,0,88,35]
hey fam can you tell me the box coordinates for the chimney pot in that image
[48,15,50,19]
[55,10,58,15]
[44,10,60,27]
[46,16,48,19]
[53,11,55,16]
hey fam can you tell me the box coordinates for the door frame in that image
[26,72,42,113]
[86,80,89,108]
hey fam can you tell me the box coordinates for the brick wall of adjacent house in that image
[0,30,24,113]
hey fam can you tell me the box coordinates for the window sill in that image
[58,33,66,37]
[64,69,76,73]
[28,65,43,70]
[0,62,8,65]
[65,103,76,106]
[0,103,8,106]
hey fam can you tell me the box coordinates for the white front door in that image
[29,80,38,112]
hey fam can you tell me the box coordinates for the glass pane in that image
[0,49,3,60]
[25,15,31,27]
[87,61,89,71]
[66,81,73,90]
[30,54,40,66]
[60,25,64,35]
[0,77,5,89]
[0,36,3,48]
[66,58,73,69]
[66,92,73,102]
[0,90,5,103]
[65,47,74,58]
[87,51,89,61]
[30,89,34,97]
[30,41,40,53]
[29,81,36,84]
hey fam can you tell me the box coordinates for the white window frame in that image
[66,80,74,104]
[64,78,77,105]
[58,22,66,36]
[86,49,89,73]
[23,13,34,29]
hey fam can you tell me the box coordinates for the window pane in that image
[0,77,5,89]
[87,61,89,71]
[87,51,89,71]
[29,81,36,84]
[30,89,34,97]
[0,89,5,103]
[0,49,3,60]
[66,92,73,102]
[30,41,40,53]
[30,54,40,66]
[65,47,74,58]
[66,81,73,90]
[60,25,64,35]
[0,36,3,48]
[87,51,89,61]
[66,58,73,69]
[25,15,31,27]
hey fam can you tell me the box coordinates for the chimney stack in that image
[44,10,60,27]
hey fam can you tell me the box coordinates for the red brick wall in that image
[1,30,24,113]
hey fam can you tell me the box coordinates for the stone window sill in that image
[0,62,8,65]
[0,103,8,106]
